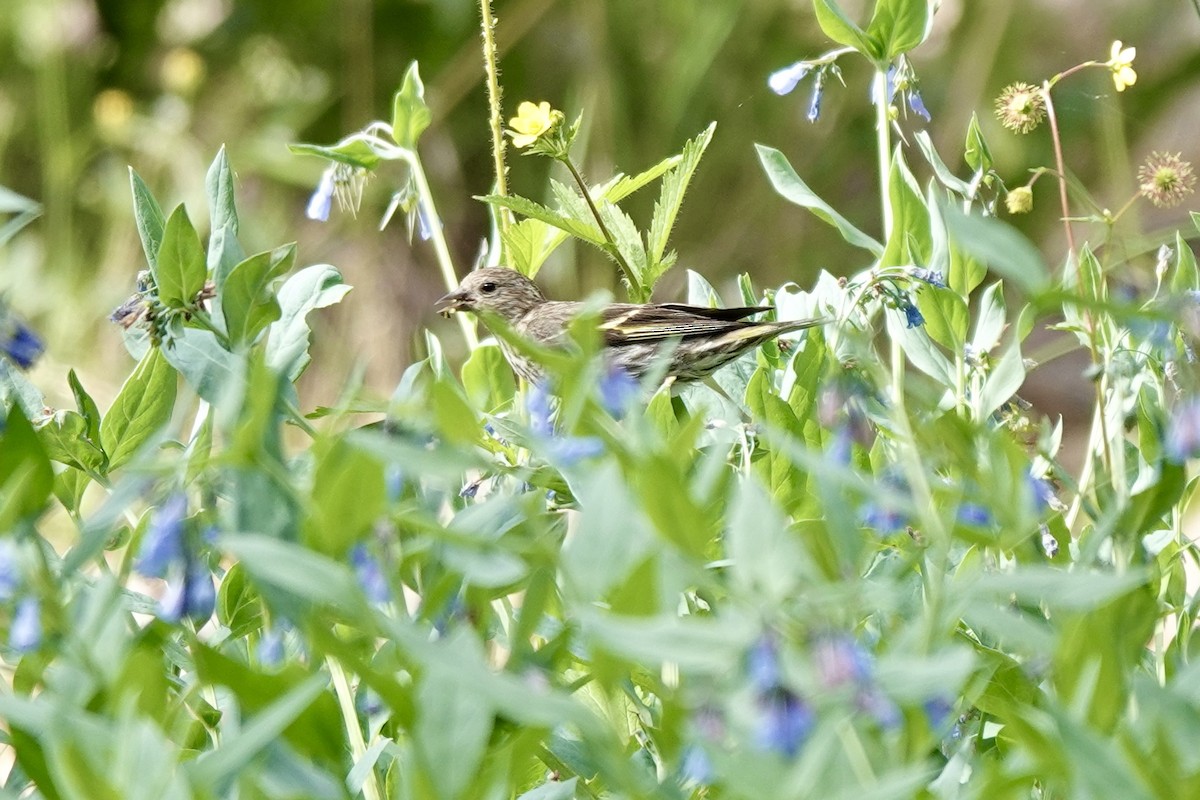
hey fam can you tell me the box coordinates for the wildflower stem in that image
[406,152,480,348]
[1039,85,1076,257]
[561,155,641,298]
[327,656,384,800]
[478,0,512,239]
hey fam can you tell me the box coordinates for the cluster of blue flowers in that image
[135,493,216,624]
[0,303,43,370]
[0,541,41,652]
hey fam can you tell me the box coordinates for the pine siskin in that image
[437,267,824,383]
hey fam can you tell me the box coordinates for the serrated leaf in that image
[155,204,207,309]
[648,122,715,265]
[865,0,930,60]
[501,218,548,277]
[265,265,352,381]
[757,145,884,255]
[99,348,177,470]
[390,62,431,150]
[129,168,166,270]
[221,244,296,346]
[477,192,605,247]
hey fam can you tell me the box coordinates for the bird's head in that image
[436,267,546,323]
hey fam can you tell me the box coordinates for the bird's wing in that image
[600,303,770,345]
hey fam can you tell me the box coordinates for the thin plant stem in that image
[479,0,512,239]
[561,156,641,297]
[327,657,384,800]
[1040,86,1076,258]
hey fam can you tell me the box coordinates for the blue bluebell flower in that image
[352,543,391,604]
[679,745,714,785]
[526,381,554,437]
[1,318,44,370]
[415,201,436,241]
[861,502,907,533]
[957,502,992,526]
[807,76,824,123]
[546,436,604,464]
[910,267,946,288]
[1027,472,1058,514]
[159,562,215,624]
[599,365,639,418]
[901,298,925,328]
[258,626,285,667]
[136,493,187,578]
[746,634,783,692]
[907,89,932,122]
[1167,398,1200,463]
[858,687,902,729]
[305,167,336,222]
[754,690,813,758]
[459,478,483,499]
[526,381,606,465]
[768,62,811,95]
[9,597,41,652]
[813,634,871,688]
[923,696,955,731]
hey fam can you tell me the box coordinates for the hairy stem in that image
[479,0,512,239]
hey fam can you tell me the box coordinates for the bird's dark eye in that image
[480,282,497,294]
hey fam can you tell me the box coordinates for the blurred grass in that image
[1,0,1198,424]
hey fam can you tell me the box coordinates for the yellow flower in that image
[1005,186,1034,215]
[507,101,559,148]
[1108,40,1137,92]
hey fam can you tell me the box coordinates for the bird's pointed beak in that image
[436,290,470,317]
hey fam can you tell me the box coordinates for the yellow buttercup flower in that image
[1107,40,1137,92]
[507,101,559,148]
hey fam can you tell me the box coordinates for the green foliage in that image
[2,7,1200,800]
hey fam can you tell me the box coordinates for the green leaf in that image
[391,62,432,151]
[304,436,385,557]
[288,138,381,170]
[128,168,166,270]
[1171,230,1198,293]
[942,202,1048,294]
[461,343,516,411]
[757,145,884,255]
[205,145,238,240]
[879,146,930,268]
[501,218,549,277]
[971,281,1007,354]
[561,463,655,602]
[648,122,715,265]
[415,666,494,800]
[919,285,968,351]
[812,0,875,56]
[99,348,177,470]
[979,337,1025,417]
[727,474,807,601]
[216,562,264,639]
[68,369,102,445]
[865,0,930,60]
[0,358,46,419]
[160,327,239,404]
[221,244,296,346]
[914,131,972,196]
[477,193,606,247]
[265,265,352,381]
[155,204,208,309]
[888,313,954,387]
[963,112,993,174]
[0,404,54,524]
[37,410,106,472]
[220,534,366,614]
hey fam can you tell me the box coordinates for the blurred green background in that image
[1,0,1197,431]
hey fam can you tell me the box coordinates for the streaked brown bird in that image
[437,267,824,384]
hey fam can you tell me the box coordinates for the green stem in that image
[561,156,641,298]
[407,153,480,348]
[327,657,384,800]
[188,310,232,349]
[479,0,512,238]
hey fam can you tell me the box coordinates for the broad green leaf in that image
[68,369,102,445]
[160,327,238,404]
[415,667,494,800]
[879,146,930,268]
[501,218,548,277]
[129,168,166,271]
[561,463,655,602]
[304,436,386,556]
[979,337,1025,417]
[265,265,352,381]
[812,0,874,56]
[648,122,715,265]
[919,285,968,351]
[0,403,54,524]
[963,112,993,174]
[37,410,106,472]
[580,608,756,675]
[757,145,884,255]
[221,244,296,346]
[727,474,807,600]
[155,204,207,309]
[971,281,1007,354]
[390,62,431,151]
[865,0,930,60]
[942,202,1048,293]
[220,534,366,613]
[786,330,828,425]
[1171,230,1198,293]
[461,342,516,411]
[0,357,47,419]
[288,138,381,170]
[888,313,955,388]
[99,348,177,471]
